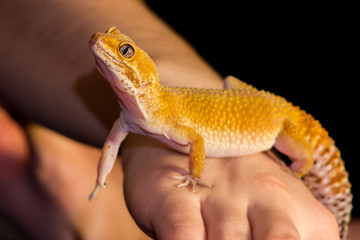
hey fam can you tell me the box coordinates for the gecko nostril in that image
[90,33,105,43]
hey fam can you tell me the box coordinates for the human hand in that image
[122,134,340,240]
[0,107,151,240]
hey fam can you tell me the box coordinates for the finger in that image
[151,191,205,240]
[293,197,341,240]
[0,107,29,171]
[249,202,301,240]
[203,196,251,240]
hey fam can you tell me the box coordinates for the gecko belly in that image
[147,129,276,158]
[203,136,276,158]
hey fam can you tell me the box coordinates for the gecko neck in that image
[117,80,164,121]
[137,81,164,112]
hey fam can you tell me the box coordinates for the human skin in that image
[0,0,348,239]
[0,107,152,240]
[122,134,340,240]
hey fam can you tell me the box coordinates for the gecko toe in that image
[89,181,108,201]
[89,187,99,201]
[172,173,211,192]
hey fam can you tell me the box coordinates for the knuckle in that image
[254,173,291,197]
[212,222,250,240]
[264,230,301,240]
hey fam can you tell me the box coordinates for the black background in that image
[147,1,358,217]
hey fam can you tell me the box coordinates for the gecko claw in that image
[89,187,99,201]
[88,181,107,201]
[172,174,211,192]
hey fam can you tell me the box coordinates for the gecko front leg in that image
[89,116,129,200]
[170,125,212,192]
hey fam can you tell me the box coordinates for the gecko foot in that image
[172,172,211,192]
[88,180,107,201]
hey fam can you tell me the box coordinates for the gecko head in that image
[89,26,159,99]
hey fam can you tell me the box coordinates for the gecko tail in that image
[292,110,353,240]
[276,106,353,239]
[303,138,352,240]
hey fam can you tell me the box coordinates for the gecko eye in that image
[119,43,135,59]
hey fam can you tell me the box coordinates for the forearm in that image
[2,0,221,203]
[0,0,221,146]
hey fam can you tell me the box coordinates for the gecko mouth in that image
[90,45,130,98]
[89,39,137,82]
[89,41,120,86]
[89,39,123,70]
[89,38,141,100]
[94,57,110,79]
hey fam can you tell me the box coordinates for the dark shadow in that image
[74,68,120,131]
